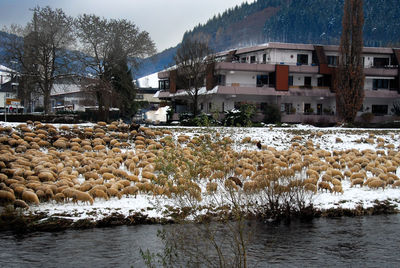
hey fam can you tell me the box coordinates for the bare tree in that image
[334,0,365,123]
[75,14,156,121]
[1,6,75,114]
[174,39,214,117]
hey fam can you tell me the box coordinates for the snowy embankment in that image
[1,121,400,224]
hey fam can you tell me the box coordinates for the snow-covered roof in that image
[51,84,82,95]
[136,72,159,88]
[0,65,15,84]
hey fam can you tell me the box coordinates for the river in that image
[0,215,399,267]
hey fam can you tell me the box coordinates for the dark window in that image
[304,77,312,87]
[257,75,269,87]
[250,56,256,63]
[373,57,389,68]
[222,102,224,112]
[373,79,389,90]
[288,76,293,86]
[263,54,267,63]
[304,103,312,113]
[241,57,246,63]
[158,79,170,90]
[372,105,388,115]
[297,54,308,65]
[216,74,226,86]
[269,72,276,86]
[327,56,338,66]
[200,103,203,110]
[318,75,332,87]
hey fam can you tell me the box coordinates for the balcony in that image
[215,62,276,72]
[364,67,398,77]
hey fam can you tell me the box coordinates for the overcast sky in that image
[0,0,254,52]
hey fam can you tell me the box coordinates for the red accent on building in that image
[169,70,177,93]
[275,65,289,91]
[206,63,215,91]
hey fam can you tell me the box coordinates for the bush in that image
[223,104,256,127]
[361,112,374,123]
[263,104,281,124]
[179,113,219,126]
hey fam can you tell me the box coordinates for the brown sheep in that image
[89,188,109,200]
[318,181,332,193]
[350,178,364,188]
[392,180,400,188]
[107,188,122,199]
[304,183,317,193]
[14,199,29,209]
[0,190,16,202]
[22,190,40,205]
[228,176,243,187]
[367,180,386,190]
[54,193,65,203]
[121,185,139,197]
[71,190,94,205]
[332,185,343,194]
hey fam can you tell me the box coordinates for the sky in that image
[0,0,255,52]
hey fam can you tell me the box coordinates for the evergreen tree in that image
[334,0,365,123]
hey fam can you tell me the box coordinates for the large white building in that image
[157,42,400,124]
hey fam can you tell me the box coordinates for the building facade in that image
[157,42,400,123]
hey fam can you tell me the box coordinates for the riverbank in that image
[0,199,398,233]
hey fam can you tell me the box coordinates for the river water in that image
[0,215,399,268]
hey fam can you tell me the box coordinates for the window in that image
[304,103,312,114]
[297,54,308,65]
[241,57,246,63]
[263,54,267,63]
[208,102,212,112]
[288,76,293,86]
[372,105,388,115]
[318,76,332,87]
[216,74,226,86]
[373,57,389,68]
[222,102,224,112]
[373,79,389,90]
[158,79,170,90]
[304,77,312,87]
[282,103,293,114]
[327,56,338,66]
[256,75,269,87]
[250,56,256,63]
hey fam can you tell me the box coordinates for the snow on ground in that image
[2,122,400,221]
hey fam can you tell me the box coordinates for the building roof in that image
[216,42,399,57]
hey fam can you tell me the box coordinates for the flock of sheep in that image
[0,120,399,213]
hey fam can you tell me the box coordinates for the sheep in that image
[121,186,139,197]
[350,178,364,188]
[304,183,317,193]
[89,188,109,200]
[318,181,332,193]
[392,180,400,188]
[54,193,65,203]
[228,176,243,187]
[332,185,343,194]
[13,199,29,209]
[107,188,122,199]
[71,190,94,205]
[0,190,16,202]
[367,179,386,190]
[22,190,40,205]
